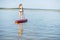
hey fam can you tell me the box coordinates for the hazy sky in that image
[0,0,60,9]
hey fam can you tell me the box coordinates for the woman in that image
[19,4,23,19]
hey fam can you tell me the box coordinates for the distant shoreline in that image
[0,8,60,11]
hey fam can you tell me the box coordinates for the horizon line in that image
[0,8,60,11]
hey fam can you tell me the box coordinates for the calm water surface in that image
[0,9,60,40]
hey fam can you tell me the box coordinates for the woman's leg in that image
[20,11,23,16]
[20,11,23,19]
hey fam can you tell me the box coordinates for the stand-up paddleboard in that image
[15,19,27,24]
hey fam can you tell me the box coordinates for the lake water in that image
[0,9,60,40]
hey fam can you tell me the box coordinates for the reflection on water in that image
[0,9,60,40]
[18,24,23,40]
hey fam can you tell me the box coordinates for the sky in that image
[0,0,60,9]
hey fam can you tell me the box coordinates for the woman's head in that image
[20,4,22,6]
[19,3,23,8]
